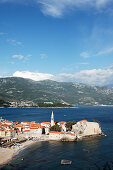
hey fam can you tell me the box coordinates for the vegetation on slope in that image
[0,77,113,106]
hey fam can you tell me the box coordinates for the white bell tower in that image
[51,111,55,127]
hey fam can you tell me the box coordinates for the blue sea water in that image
[0,107,113,170]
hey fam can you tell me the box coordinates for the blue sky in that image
[1,0,113,85]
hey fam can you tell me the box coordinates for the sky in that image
[1,0,113,85]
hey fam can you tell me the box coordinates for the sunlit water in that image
[0,107,113,170]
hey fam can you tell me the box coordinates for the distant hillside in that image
[0,99,10,107]
[0,77,113,106]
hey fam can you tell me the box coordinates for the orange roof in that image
[9,129,14,132]
[5,120,12,122]
[21,122,31,124]
[24,130,30,132]
[1,124,8,127]
[13,124,23,128]
[13,122,19,125]
[31,121,36,123]
[66,132,75,136]
[79,120,87,123]
[41,122,50,124]
[30,124,39,128]
[50,131,65,134]
[40,126,45,128]
[50,131,75,136]
[58,121,66,124]
[4,120,12,124]
[25,126,30,129]
[17,130,21,133]
[0,128,5,131]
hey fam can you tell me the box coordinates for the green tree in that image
[66,120,76,131]
[50,124,61,132]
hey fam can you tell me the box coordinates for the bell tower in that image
[51,111,55,127]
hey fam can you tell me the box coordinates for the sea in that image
[0,106,113,170]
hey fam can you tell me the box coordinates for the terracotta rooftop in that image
[24,130,30,132]
[58,121,66,124]
[41,122,50,124]
[50,131,65,134]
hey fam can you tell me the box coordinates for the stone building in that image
[72,120,102,138]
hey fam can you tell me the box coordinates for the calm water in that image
[0,107,113,170]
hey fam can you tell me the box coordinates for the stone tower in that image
[51,111,55,127]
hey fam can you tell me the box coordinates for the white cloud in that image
[40,53,48,59]
[27,54,32,57]
[12,55,24,60]
[10,61,15,64]
[0,0,112,17]
[79,62,89,65]
[7,39,23,46]
[37,0,111,17]
[13,71,54,81]
[95,47,113,56]
[54,66,113,85]
[80,52,90,58]
[12,65,113,86]
[81,46,113,59]
[24,54,32,61]
[12,54,32,62]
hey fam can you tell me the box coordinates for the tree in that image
[50,124,61,132]
[66,120,76,131]
[0,99,10,107]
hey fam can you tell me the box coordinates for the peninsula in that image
[0,111,102,166]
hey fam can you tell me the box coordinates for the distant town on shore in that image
[0,100,73,108]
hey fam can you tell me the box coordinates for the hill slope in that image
[0,77,113,106]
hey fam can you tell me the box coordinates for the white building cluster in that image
[0,112,102,142]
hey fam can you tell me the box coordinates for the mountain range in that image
[0,77,113,106]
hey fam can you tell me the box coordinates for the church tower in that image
[51,111,55,127]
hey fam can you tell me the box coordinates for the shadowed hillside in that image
[0,77,113,106]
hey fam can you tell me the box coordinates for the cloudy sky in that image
[0,0,113,85]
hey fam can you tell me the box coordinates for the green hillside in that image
[0,77,113,106]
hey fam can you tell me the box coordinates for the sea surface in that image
[0,107,113,170]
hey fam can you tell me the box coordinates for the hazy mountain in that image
[0,77,113,106]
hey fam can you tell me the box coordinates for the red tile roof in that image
[50,131,65,134]
[24,130,30,132]
[9,129,14,132]
[79,120,87,123]
[41,122,50,124]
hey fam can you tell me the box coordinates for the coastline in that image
[0,140,37,167]
[8,107,77,109]
[1,106,113,109]
[0,133,103,167]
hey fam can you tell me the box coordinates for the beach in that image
[0,140,37,166]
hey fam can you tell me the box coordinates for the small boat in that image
[61,160,72,165]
